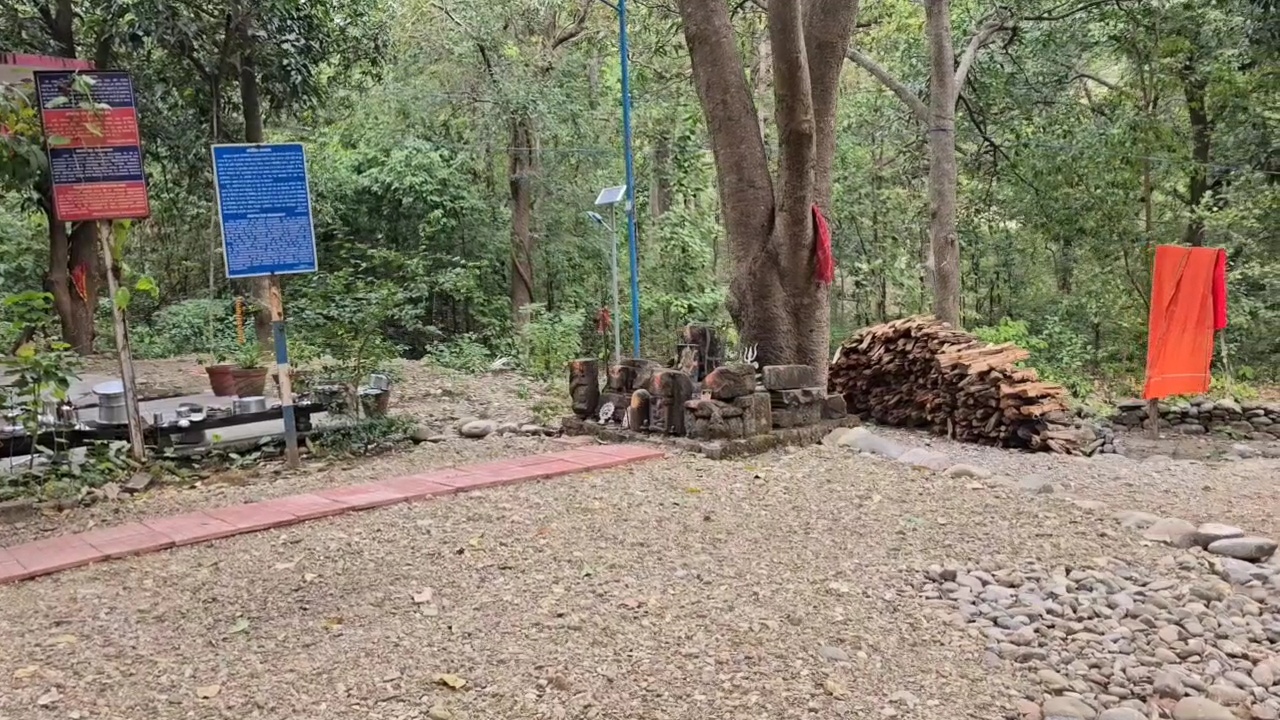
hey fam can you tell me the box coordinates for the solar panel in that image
[594,185,627,205]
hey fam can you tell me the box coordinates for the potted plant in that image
[202,348,236,397]
[231,342,268,397]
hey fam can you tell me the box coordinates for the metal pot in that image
[233,396,267,414]
[93,380,127,425]
[175,403,206,444]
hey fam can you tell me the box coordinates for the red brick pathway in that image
[0,444,665,585]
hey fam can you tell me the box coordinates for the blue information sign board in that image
[211,143,318,279]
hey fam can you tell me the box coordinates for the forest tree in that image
[676,0,861,383]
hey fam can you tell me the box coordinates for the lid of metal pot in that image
[92,380,124,396]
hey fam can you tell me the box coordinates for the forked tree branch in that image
[551,0,595,50]
[844,47,928,122]
[953,14,1014,104]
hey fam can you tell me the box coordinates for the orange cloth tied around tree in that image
[1142,245,1228,400]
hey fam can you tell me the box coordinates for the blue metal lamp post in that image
[599,0,642,356]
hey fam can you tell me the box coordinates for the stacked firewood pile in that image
[829,316,1092,454]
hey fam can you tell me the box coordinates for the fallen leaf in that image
[422,605,440,617]
[823,679,848,699]
[535,526,552,537]
[195,684,221,699]
[303,573,318,582]
[49,634,77,646]
[273,560,298,571]
[412,588,434,604]
[619,598,642,610]
[13,665,39,679]
[228,617,250,634]
[684,486,702,494]
[36,688,61,706]
[433,674,468,690]
[466,536,483,549]
[322,616,344,631]
[965,482,987,490]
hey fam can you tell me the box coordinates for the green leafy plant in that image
[516,304,585,380]
[309,415,418,457]
[235,341,264,369]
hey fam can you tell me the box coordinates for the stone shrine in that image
[562,325,856,458]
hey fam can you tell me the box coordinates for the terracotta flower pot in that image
[231,367,268,397]
[205,364,237,397]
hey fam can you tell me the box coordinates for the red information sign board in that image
[33,70,150,222]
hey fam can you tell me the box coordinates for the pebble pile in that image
[916,532,1280,720]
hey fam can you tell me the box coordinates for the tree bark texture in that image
[651,134,673,220]
[238,23,276,351]
[43,0,100,353]
[1181,64,1210,247]
[925,0,962,327]
[46,216,100,354]
[509,115,537,327]
[677,0,859,385]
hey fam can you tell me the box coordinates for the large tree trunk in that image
[42,0,101,353]
[239,24,275,350]
[1181,62,1209,247]
[46,215,100,354]
[678,0,858,385]
[925,0,962,327]
[509,115,537,327]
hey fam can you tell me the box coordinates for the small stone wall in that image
[1111,397,1280,441]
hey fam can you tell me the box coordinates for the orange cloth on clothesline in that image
[1142,245,1228,400]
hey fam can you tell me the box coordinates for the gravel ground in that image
[1,431,1277,720]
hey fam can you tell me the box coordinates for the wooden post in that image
[1146,399,1160,440]
[97,220,146,461]
[268,276,300,468]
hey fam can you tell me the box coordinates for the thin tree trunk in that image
[238,22,275,351]
[925,0,961,327]
[651,134,673,220]
[509,115,536,327]
[1181,63,1210,247]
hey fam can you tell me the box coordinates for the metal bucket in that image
[233,396,267,414]
[93,380,127,425]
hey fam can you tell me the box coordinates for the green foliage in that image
[3,0,1279,405]
[973,317,1093,398]
[130,299,239,359]
[516,304,585,379]
[291,269,401,390]
[235,341,264,370]
[309,414,418,457]
[426,335,496,373]
[0,441,137,503]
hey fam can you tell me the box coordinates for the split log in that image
[829,316,1088,454]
